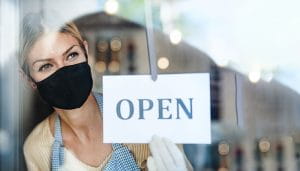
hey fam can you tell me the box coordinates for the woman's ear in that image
[19,69,37,89]
[29,80,37,89]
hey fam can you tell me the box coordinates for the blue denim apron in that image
[50,92,140,171]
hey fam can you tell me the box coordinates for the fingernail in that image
[152,134,160,141]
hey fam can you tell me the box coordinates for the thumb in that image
[147,156,157,171]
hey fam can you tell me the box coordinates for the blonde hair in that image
[19,13,86,75]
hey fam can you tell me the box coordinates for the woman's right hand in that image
[147,135,193,171]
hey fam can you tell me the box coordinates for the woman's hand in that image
[147,135,193,171]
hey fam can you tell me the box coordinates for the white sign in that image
[103,73,211,144]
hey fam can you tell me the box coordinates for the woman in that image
[21,14,192,171]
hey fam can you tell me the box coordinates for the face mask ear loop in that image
[84,47,88,63]
[29,74,37,84]
[27,72,38,86]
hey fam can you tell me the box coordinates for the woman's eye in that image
[38,63,53,72]
[67,52,79,61]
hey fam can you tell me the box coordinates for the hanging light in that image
[104,0,119,15]
[248,66,261,83]
[108,60,120,73]
[169,29,182,44]
[157,57,169,70]
[264,72,273,82]
[95,61,107,73]
[259,138,271,153]
[97,40,109,52]
[216,58,230,67]
[218,141,230,156]
[110,37,122,52]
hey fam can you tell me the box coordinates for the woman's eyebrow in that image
[32,58,52,66]
[63,45,78,56]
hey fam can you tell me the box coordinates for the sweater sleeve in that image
[23,146,41,171]
[23,117,53,171]
[125,144,150,170]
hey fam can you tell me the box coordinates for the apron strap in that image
[104,144,140,171]
[93,92,103,112]
[51,114,64,171]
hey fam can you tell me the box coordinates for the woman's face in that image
[26,32,87,82]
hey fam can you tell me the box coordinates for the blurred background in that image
[1,0,300,170]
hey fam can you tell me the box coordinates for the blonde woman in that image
[21,13,193,171]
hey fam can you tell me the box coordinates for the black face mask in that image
[34,62,93,110]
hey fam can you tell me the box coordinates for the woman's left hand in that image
[147,135,193,171]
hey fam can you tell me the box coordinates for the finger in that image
[149,136,168,171]
[147,156,157,171]
[152,136,177,170]
[162,137,186,166]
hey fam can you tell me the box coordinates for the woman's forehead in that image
[27,32,79,64]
